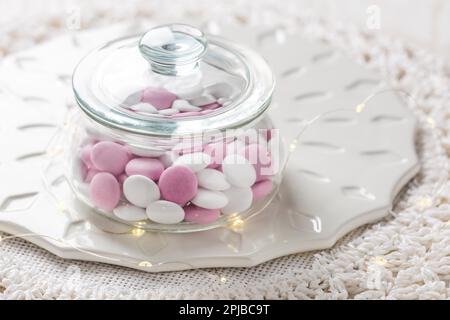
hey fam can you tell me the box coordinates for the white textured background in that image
[1,0,450,60]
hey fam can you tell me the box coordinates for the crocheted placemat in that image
[0,0,449,299]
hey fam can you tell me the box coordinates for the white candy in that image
[221,187,253,215]
[171,85,204,99]
[226,139,246,155]
[113,204,147,221]
[130,102,157,114]
[123,91,142,106]
[146,200,185,224]
[158,108,179,116]
[189,94,216,106]
[123,175,160,208]
[173,152,211,172]
[171,99,201,112]
[205,82,234,99]
[217,97,230,105]
[197,169,230,191]
[159,152,175,168]
[191,189,228,209]
[222,154,256,187]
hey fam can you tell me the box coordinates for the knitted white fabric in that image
[0,0,449,300]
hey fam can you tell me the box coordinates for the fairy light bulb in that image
[131,228,145,237]
[138,261,153,268]
[228,217,245,232]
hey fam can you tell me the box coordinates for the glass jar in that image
[69,24,284,232]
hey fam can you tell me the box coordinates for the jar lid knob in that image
[139,24,208,76]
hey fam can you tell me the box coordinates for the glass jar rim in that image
[72,29,275,138]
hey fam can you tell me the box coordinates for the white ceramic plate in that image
[0,23,419,272]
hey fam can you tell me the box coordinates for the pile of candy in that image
[125,82,235,117]
[78,136,275,225]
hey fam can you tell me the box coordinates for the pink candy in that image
[125,158,164,181]
[251,179,273,201]
[158,166,198,206]
[89,172,120,211]
[78,129,275,226]
[140,87,177,110]
[184,205,220,224]
[85,168,100,183]
[201,102,221,110]
[91,141,129,176]
[240,144,272,182]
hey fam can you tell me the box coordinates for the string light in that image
[416,197,433,209]
[355,103,365,113]
[426,117,435,128]
[130,228,145,237]
[2,87,444,280]
[57,201,67,213]
[289,139,298,152]
[228,217,245,232]
[371,256,387,266]
[138,261,153,268]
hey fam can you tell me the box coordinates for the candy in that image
[217,97,230,105]
[113,204,147,221]
[173,152,211,172]
[203,142,226,168]
[189,94,216,107]
[123,175,160,208]
[201,102,221,110]
[196,168,230,191]
[226,139,246,155]
[146,200,185,224]
[158,166,198,205]
[171,99,201,112]
[240,144,272,182]
[159,152,174,168]
[79,161,88,181]
[118,173,128,184]
[130,102,157,114]
[117,173,128,192]
[89,172,120,211]
[85,168,100,183]
[184,205,220,224]
[123,91,143,106]
[251,179,273,201]
[91,141,129,175]
[191,188,228,209]
[158,108,179,116]
[125,158,164,181]
[221,186,253,215]
[170,84,203,99]
[140,87,177,110]
[222,154,256,188]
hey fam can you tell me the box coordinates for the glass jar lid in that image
[72,23,274,137]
